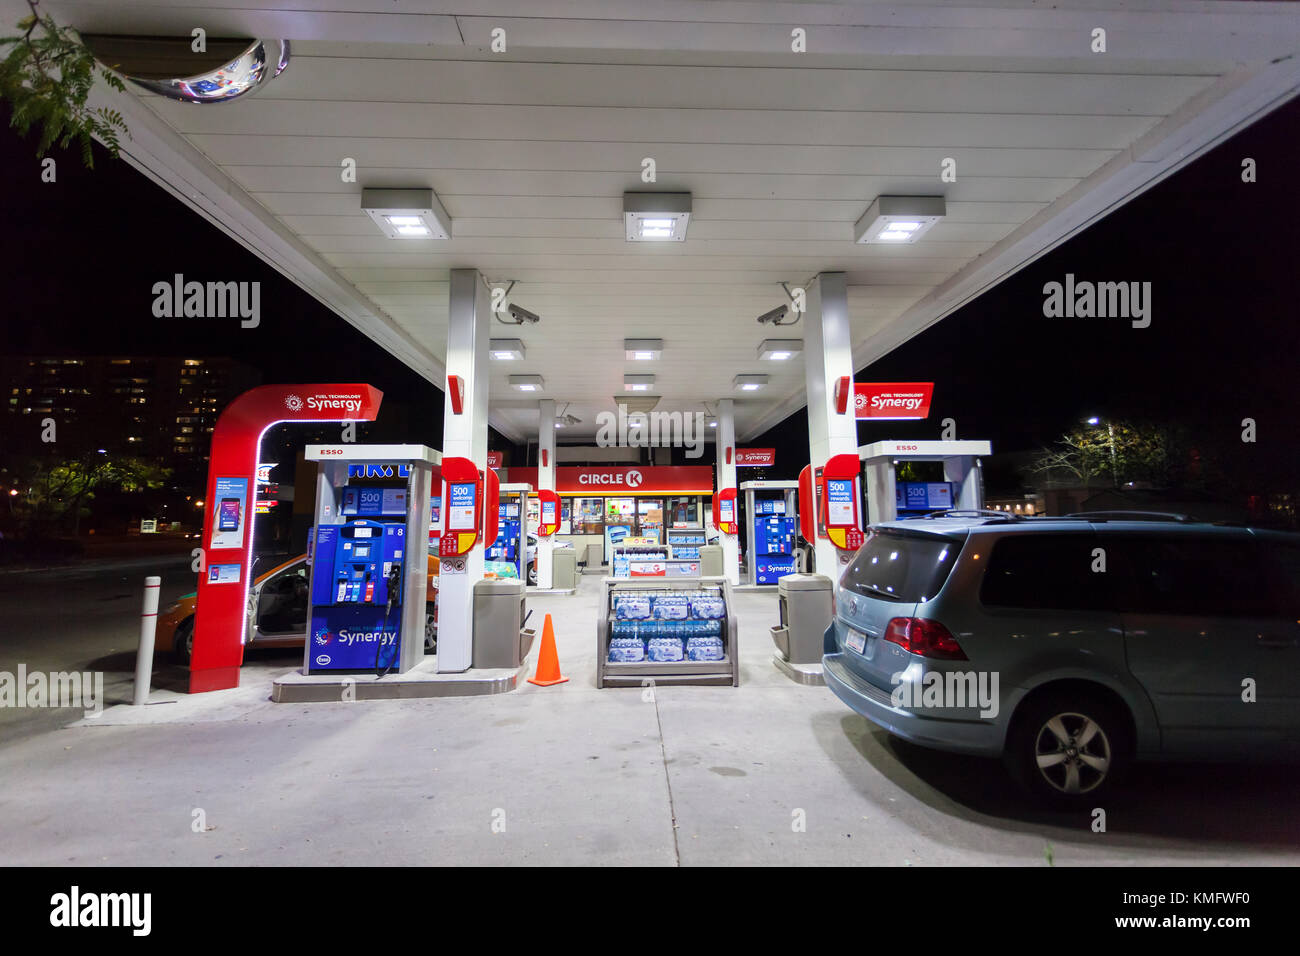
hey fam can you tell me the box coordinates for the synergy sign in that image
[854,382,934,420]
[736,448,776,467]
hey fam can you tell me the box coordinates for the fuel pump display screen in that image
[353,544,370,558]
[448,482,477,531]
[826,479,855,525]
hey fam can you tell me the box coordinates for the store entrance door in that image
[636,497,664,543]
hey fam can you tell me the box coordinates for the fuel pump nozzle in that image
[374,565,404,679]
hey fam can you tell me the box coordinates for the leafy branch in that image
[0,0,128,168]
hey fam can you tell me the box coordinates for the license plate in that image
[845,628,867,654]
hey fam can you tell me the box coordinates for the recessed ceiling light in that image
[624,192,691,242]
[624,374,655,392]
[489,338,525,361]
[361,187,452,240]
[854,196,945,244]
[733,374,769,392]
[757,339,803,361]
[509,375,544,392]
[624,338,663,360]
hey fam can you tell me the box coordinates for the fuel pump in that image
[740,480,799,586]
[304,445,437,676]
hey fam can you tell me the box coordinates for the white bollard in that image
[133,575,162,706]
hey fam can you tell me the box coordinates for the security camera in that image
[756,305,788,325]
[508,304,540,324]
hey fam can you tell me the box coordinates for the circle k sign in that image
[578,469,644,488]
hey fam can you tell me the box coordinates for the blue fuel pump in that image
[303,444,438,677]
[740,481,800,586]
[310,513,407,670]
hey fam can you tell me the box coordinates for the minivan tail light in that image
[883,617,967,660]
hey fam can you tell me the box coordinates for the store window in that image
[666,496,700,527]
[574,498,605,534]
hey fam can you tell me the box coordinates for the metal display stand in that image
[610,544,702,578]
[596,576,739,687]
[666,527,707,560]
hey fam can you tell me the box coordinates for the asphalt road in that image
[0,553,203,742]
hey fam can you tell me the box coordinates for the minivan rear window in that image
[841,529,958,603]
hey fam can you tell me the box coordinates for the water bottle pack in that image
[613,595,651,621]
[608,636,646,662]
[652,595,689,620]
[688,595,726,619]
[646,636,685,662]
[686,636,725,661]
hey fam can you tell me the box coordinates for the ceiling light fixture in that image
[509,375,545,392]
[624,374,655,392]
[362,188,452,240]
[489,338,526,361]
[854,195,945,244]
[757,339,803,361]
[624,192,691,242]
[614,395,661,414]
[733,374,769,392]
[624,338,663,361]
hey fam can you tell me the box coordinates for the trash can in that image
[771,573,832,684]
[698,544,723,577]
[473,578,535,668]
[552,547,578,589]
[585,542,604,573]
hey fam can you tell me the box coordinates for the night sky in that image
[1,96,1297,493]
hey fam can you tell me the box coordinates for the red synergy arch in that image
[189,384,383,693]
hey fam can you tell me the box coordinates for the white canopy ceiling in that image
[30,0,1300,441]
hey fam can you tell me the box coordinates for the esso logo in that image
[625,470,644,489]
[315,654,331,666]
[895,445,919,452]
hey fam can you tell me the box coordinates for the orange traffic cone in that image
[528,613,569,686]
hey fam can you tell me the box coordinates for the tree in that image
[1024,420,1191,491]
[0,0,128,168]
[8,451,169,538]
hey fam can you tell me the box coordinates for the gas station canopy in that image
[43,0,1300,441]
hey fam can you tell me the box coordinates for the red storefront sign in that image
[854,382,934,420]
[735,448,775,467]
[487,451,503,469]
[505,465,713,496]
[191,384,383,693]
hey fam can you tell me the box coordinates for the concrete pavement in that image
[1,575,1297,865]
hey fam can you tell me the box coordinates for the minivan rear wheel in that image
[1004,692,1129,804]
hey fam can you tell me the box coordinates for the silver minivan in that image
[822,512,1300,803]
